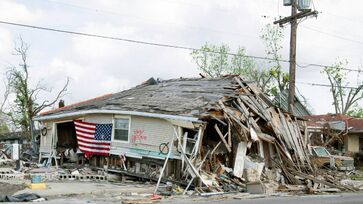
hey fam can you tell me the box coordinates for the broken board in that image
[233,142,247,178]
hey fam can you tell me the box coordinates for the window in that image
[114,118,130,142]
[312,146,330,157]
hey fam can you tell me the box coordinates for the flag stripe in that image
[78,141,110,149]
[80,150,109,156]
[76,131,95,139]
[78,144,110,151]
[74,120,112,156]
[75,126,95,134]
[78,146,110,153]
[77,137,111,145]
[74,120,98,127]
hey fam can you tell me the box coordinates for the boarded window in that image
[114,118,129,141]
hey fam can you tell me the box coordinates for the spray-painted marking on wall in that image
[131,129,147,144]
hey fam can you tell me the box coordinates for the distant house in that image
[304,114,363,154]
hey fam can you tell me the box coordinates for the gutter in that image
[33,109,202,123]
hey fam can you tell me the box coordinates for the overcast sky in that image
[0,0,362,114]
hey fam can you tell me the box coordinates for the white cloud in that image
[71,23,137,63]
[0,27,13,64]
[0,0,362,115]
[0,1,43,23]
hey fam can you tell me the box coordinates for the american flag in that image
[74,120,112,156]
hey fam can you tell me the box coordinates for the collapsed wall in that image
[192,76,356,193]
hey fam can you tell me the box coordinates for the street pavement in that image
[167,193,363,204]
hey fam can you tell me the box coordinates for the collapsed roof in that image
[36,76,240,120]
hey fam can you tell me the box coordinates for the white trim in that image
[112,115,131,143]
[34,109,201,122]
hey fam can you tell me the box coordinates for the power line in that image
[324,11,363,24]
[1,20,362,90]
[41,0,251,38]
[296,63,363,73]
[0,19,362,73]
[297,82,361,89]
[0,20,290,62]
[300,25,363,45]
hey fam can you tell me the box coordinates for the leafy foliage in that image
[260,24,289,96]
[0,122,9,135]
[347,106,363,118]
[322,59,363,115]
[191,24,289,97]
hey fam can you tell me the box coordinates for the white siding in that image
[39,122,54,153]
[111,116,174,152]
[39,114,178,158]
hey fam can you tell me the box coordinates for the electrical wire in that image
[0,20,362,75]
[40,0,249,38]
[0,20,290,62]
[300,25,363,45]
[297,82,361,89]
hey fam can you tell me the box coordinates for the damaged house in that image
[33,76,355,193]
[304,114,363,168]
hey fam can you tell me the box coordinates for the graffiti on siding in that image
[131,129,147,144]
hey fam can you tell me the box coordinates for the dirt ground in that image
[0,182,26,196]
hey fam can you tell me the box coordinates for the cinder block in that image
[57,174,107,181]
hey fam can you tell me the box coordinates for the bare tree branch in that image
[33,77,69,114]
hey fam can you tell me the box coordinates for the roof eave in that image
[33,109,202,123]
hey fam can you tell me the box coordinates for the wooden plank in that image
[245,82,274,107]
[258,133,275,143]
[173,127,210,187]
[182,132,188,171]
[249,117,261,133]
[291,170,356,192]
[214,124,232,153]
[233,142,247,178]
[239,95,264,119]
[228,123,231,147]
[223,113,248,141]
[210,132,228,155]
[211,115,227,126]
[236,98,250,116]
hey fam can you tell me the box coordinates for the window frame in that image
[112,115,131,143]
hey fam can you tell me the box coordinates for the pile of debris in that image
[164,76,358,196]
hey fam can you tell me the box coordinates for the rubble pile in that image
[182,76,358,195]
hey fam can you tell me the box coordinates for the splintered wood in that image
[203,76,355,193]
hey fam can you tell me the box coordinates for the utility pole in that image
[274,0,318,115]
[288,0,297,115]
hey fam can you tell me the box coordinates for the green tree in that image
[6,38,69,150]
[191,43,274,92]
[0,122,9,134]
[323,59,363,115]
[191,24,288,96]
[260,24,289,96]
[0,69,11,135]
[190,43,230,78]
[347,105,363,118]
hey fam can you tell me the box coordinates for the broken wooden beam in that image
[214,124,232,153]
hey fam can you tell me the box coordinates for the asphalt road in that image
[168,193,363,204]
[23,192,363,204]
